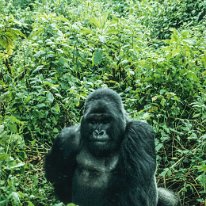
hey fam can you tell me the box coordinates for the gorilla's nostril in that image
[94,130,105,136]
[94,130,99,136]
[99,130,105,136]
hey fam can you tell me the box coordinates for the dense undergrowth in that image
[0,0,206,205]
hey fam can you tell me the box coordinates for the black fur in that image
[45,88,178,206]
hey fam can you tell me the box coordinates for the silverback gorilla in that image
[45,88,178,206]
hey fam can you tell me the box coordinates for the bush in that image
[0,0,205,205]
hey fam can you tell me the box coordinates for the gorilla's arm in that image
[107,121,157,206]
[45,125,80,203]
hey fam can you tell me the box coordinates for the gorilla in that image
[45,88,178,206]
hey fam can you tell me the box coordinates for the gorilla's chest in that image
[72,149,118,206]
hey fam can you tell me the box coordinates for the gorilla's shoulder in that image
[127,120,154,132]
[123,120,156,164]
[125,120,155,141]
[59,125,80,139]
[55,125,80,153]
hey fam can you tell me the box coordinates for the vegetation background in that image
[0,0,205,205]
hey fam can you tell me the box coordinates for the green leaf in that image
[47,92,54,103]
[51,103,60,113]
[36,103,46,108]
[0,153,10,161]
[10,192,20,205]
[92,49,103,66]
[9,162,25,169]
[27,201,35,206]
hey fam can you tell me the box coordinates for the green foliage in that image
[0,0,205,205]
[0,15,25,60]
[140,0,206,39]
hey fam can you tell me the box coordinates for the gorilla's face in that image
[80,99,126,156]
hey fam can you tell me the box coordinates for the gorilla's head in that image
[80,88,127,156]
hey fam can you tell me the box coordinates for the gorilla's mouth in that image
[89,134,109,142]
[90,136,110,145]
[94,141,108,146]
[93,139,109,144]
